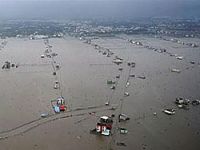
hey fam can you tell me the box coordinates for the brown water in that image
[0,35,200,150]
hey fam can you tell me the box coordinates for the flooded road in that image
[0,35,200,150]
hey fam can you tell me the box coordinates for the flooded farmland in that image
[0,35,200,150]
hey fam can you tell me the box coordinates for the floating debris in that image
[41,54,45,58]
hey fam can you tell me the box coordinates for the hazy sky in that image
[0,0,200,20]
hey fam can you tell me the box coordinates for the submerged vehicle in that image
[119,114,130,122]
[163,109,175,115]
[54,81,60,89]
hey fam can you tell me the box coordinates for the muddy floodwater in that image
[0,35,200,150]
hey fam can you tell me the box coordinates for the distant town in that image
[0,18,200,39]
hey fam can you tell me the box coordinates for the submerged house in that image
[92,116,113,136]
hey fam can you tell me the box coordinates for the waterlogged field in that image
[0,35,200,150]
